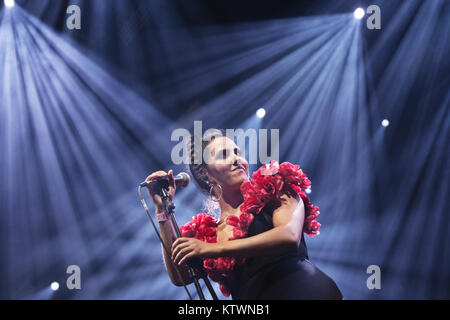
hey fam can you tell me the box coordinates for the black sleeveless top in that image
[229,207,342,300]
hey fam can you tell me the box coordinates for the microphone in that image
[139,172,190,188]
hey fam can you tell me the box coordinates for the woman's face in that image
[205,136,249,192]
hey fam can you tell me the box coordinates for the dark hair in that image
[187,129,225,196]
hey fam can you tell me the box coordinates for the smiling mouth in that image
[233,166,247,174]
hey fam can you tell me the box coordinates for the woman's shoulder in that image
[240,160,321,237]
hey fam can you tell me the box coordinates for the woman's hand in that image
[144,170,176,212]
[171,238,222,265]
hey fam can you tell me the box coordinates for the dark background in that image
[0,0,448,299]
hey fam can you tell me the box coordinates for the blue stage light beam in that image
[1,0,448,300]
[4,0,14,9]
[0,6,175,299]
[143,1,449,299]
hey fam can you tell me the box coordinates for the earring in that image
[209,184,223,202]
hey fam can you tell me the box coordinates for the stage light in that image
[4,0,15,8]
[0,7,172,300]
[50,282,59,291]
[256,108,266,118]
[353,8,365,20]
[382,119,390,127]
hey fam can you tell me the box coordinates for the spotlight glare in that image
[4,0,15,8]
[50,282,59,291]
[256,108,266,119]
[382,119,390,127]
[353,8,365,20]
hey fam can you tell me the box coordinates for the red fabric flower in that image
[179,161,321,297]
[231,228,247,239]
[240,160,320,237]
[225,215,240,227]
[239,182,265,215]
[238,213,254,229]
[179,213,218,242]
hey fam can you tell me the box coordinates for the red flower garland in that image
[179,161,321,297]
[240,161,321,237]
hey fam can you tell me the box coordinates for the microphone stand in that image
[158,182,219,300]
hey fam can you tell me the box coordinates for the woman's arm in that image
[158,214,194,286]
[172,192,305,265]
[219,192,305,258]
[143,169,193,286]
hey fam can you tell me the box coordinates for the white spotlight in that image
[381,119,390,127]
[353,8,365,20]
[50,282,59,291]
[4,0,15,8]
[256,108,266,119]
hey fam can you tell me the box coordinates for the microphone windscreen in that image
[177,172,190,188]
